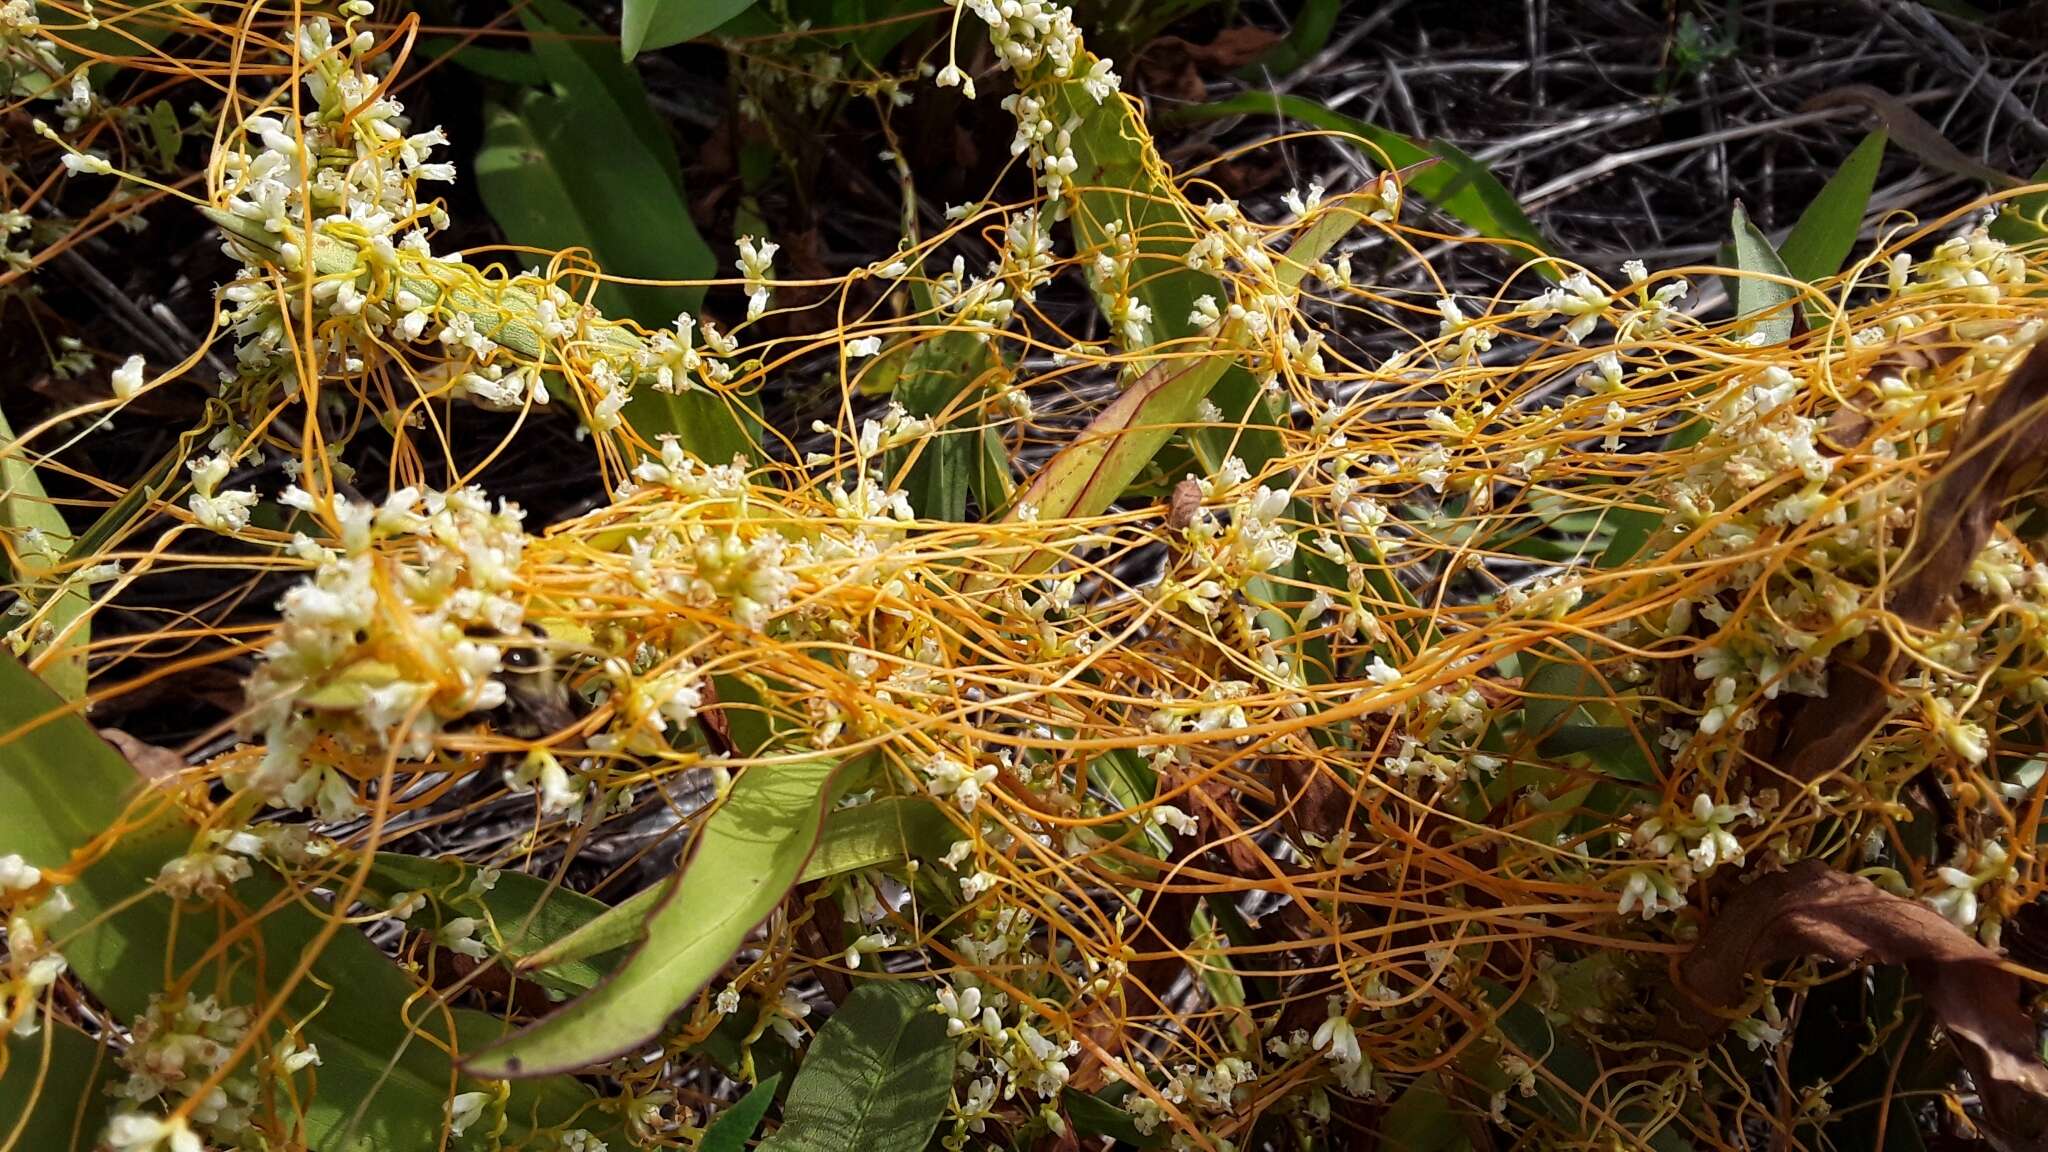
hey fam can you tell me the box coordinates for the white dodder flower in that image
[736,235,779,320]
[112,355,146,400]
[0,853,41,891]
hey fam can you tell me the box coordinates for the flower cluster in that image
[237,485,534,818]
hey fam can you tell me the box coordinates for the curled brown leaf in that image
[1684,859,2048,1149]
[1776,340,2048,783]
[99,727,187,782]
[1134,28,1284,103]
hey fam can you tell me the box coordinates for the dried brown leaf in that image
[99,727,186,782]
[1166,476,1203,531]
[1135,27,1284,103]
[1776,341,2048,782]
[1684,859,2048,1149]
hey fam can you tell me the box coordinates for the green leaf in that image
[1780,129,1887,283]
[0,654,604,1150]
[522,0,691,195]
[479,0,761,464]
[702,1073,783,1152]
[60,433,192,576]
[0,401,88,699]
[474,52,708,319]
[1490,995,1693,1152]
[466,757,841,1077]
[802,795,955,880]
[892,332,1011,520]
[1051,68,1287,490]
[363,854,623,996]
[1380,1074,1472,1152]
[517,793,943,975]
[621,0,760,59]
[1091,747,1171,856]
[2,1017,118,1152]
[1008,172,1370,536]
[760,982,951,1152]
[1172,92,1558,275]
[1062,1086,1166,1148]
[474,99,756,464]
[1513,636,1657,784]
[145,100,181,170]
[1248,0,1340,74]
[418,36,550,85]
[1730,201,1799,343]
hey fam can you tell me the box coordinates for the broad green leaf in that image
[1730,202,1798,343]
[0,402,88,699]
[1381,1073,1472,1152]
[2,1017,118,1152]
[1009,354,1228,535]
[1779,129,1886,283]
[802,795,954,880]
[1512,636,1656,784]
[363,853,623,996]
[759,982,951,1152]
[1009,171,1372,536]
[1490,994,1693,1152]
[481,0,759,464]
[483,0,712,320]
[145,100,181,169]
[702,1073,782,1152]
[1172,92,1558,275]
[467,757,840,1077]
[1091,746,1171,856]
[517,794,945,974]
[475,100,757,465]
[1062,1086,1166,1148]
[522,0,690,195]
[621,0,760,59]
[891,332,1011,520]
[0,655,602,1150]
[1050,67,1286,488]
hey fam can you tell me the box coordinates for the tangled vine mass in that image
[3,2,2048,1151]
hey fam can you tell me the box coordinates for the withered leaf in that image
[99,727,187,782]
[1135,27,1284,103]
[1776,341,2048,783]
[695,675,735,758]
[1684,859,2048,1148]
